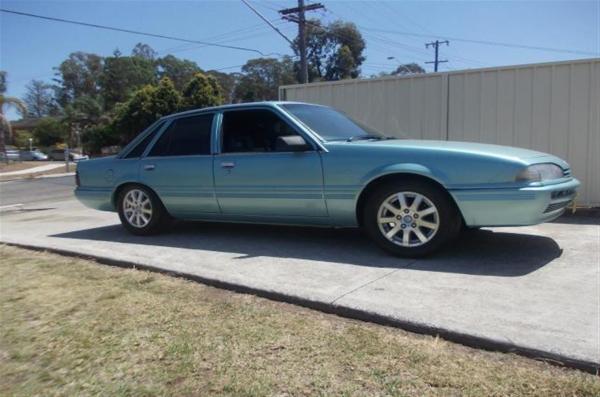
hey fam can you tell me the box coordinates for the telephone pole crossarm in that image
[425,40,449,72]
[279,1,325,84]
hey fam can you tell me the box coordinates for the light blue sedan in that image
[75,102,579,256]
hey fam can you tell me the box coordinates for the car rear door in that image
[139,113,219,218]
[213,108,327,218]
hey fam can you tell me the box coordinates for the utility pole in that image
[279,1,325,84]
[425,40,449,72]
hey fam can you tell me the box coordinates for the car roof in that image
[161,101,326,120]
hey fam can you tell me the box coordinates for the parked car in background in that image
[0,147,20,162]
[19,149,48,161]
[75,102,579,257]
[48,149,89,162]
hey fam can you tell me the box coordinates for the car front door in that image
[139,113,219,218]
[214,108,327,218]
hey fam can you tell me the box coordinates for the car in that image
[48,149,89,162]
[19,149,48,161]
[0,148,20,161]
[75,102,580,257]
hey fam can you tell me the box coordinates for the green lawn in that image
[1,244,598,396]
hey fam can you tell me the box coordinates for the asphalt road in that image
[0,176,75,207]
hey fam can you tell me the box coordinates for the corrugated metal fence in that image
[279,58,600,207]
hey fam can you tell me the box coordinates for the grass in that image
[1,244,598,396]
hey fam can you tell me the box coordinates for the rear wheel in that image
[118,185,167,235]
[362,180,461,257]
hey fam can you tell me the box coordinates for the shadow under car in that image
[51,221,562,277]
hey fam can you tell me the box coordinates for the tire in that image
[362,180,462,257]
[118,185,168,236]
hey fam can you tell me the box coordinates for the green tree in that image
[0,86,27,156]
[32,118,67,147]
[131,43,158,60]
[233,57,296,102]
[207,70,238,103]
[100,52,156,109]
[181,73,224,110]
[23,80,57,118]
[156,55,202,91]
[13,129,34,149]
[114,77,181,143]
[54,52,104,106]
[295,19,366,82]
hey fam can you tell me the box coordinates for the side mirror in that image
[276,135,312,152]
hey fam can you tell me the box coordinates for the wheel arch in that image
[355,172,464,228]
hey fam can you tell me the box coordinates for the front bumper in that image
[451,178,580,227]
[75,187,115,212]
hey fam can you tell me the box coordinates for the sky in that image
[1,0,599,120]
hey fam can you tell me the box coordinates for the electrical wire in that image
[0,8,283,56]
[360,26,599,56]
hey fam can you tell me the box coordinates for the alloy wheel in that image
[377,191,440,247]
[123,189,153,228]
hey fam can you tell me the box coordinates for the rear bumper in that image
[74,187,115,212]
[451,178,580,227]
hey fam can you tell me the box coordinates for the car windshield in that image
[281,104,385,141]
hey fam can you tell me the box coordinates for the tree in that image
[13,129,34,149]
[156,55,202,91]
[0,92,27,156]
[294,19,365,82]
[233,57,296,102]
[32,118,67,147]
[207,70,239,103]
[113,77,181,143]
[23,80,57,118]
[0,71,6,94]
[181,73,224,110]
[54,52,104,106]
[100,53,156,109]
[391,63,426,76]
[131,43,158,60]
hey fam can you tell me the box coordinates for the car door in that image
[139,113,219,218]
[214,107,327,218]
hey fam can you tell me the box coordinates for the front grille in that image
[544,200,571,213]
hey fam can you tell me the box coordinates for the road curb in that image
[2,240,598,375]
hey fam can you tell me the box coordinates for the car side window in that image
[125,121,165,159]
[221,109,301,153]
[148,114,213,157]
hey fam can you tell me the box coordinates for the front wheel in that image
[118,185,168,235]
[362,181,462,257]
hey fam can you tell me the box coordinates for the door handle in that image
[144,164,155,171]
[221,162,235,169]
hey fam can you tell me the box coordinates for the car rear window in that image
[148,114,213,157]
[124,121,165,159]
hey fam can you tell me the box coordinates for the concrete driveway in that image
[0,179,598,371]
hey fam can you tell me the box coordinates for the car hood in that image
[361,139,569,168]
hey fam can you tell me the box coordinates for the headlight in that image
[516,163,564,182]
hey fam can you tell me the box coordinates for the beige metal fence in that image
[280,58,600,207]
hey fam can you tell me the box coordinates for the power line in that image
[240,0,295,45]
[0,8,280,56]
[360,26,599,56]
